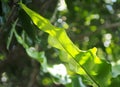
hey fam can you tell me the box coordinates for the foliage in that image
[1,0,120,87]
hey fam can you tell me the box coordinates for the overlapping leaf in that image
[108,75,120,87]
[19,3,112,87]
[11,19,47,72]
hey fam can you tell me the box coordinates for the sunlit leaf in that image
[19,3,112,87]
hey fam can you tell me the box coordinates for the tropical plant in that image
[0,0,120,87]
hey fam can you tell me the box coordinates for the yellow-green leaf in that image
[19,3,112,87]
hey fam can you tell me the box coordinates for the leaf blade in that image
[19,3,112,87]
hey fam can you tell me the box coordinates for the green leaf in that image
[13,28,45,63]
[75,48,111,87]
[109,75,120,87]
[26,47,44,63]
[65,83,72,87]
[71,75,86,87]
[0,53,5,60]
[19,3,80,58]
[19,9,36,40]
[12,20,47,71]
[7,19,18,50]
[26,47,48,72]
[19,3,112,87]
[14,29,29,49]
[112,63,120,77]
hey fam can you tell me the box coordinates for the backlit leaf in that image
[19,3,112,87]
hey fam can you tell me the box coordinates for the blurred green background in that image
[0,0,120,87]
